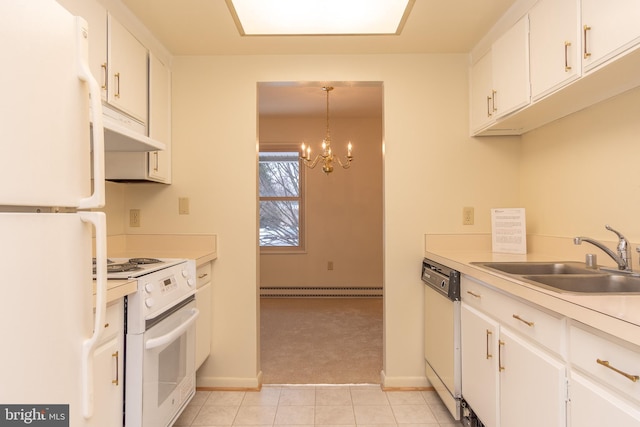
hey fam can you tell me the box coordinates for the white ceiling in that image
[120,0,517,116]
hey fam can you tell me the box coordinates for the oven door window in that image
[142,300,197,425]
[157,335,187,405]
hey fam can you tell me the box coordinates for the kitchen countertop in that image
[94,278,137,306]
[425,234,640,346]
[94,233,218,304]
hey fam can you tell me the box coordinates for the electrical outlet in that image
[327,261,334,271]
[130,209,141,227]
[179,197,190,215]
[463,207,474,225]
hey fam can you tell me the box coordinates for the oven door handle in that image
[145,308,200,350]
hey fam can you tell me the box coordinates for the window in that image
[259,147,304,251]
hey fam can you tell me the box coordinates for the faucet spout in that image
[574,225,632,271]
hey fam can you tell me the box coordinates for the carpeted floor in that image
[260,298,383,384]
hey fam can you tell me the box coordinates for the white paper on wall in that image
[491,208,527,254]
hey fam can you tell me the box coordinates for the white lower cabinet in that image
[461,303,500,427]
[89,298,124,427]
[460,274,640,427]
[195,262,213,370]
[499,327,566,427]
[461,276,567,427]
[568,322,640,426]
[570,371,640,427]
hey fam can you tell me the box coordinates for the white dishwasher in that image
[422,258,461,420]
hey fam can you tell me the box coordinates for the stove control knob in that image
[181,269,189,278]
[145,297,155,308]
[144,283,155,293]
[187,278,195,287]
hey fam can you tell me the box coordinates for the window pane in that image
[259,151,300,197]
[260,200,299,246]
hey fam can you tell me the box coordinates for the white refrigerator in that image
[0,0,109,425]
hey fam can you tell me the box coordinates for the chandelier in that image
[300,86,353,174]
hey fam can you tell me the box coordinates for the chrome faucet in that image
[574,225,632,271]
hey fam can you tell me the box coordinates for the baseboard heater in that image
[260,287,383,298]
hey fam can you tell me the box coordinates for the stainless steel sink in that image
[472,261,640,294]
[523,274,640,294]
[472,261,600,275]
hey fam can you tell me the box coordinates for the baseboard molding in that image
[380,370,431,389]
[195,374,261,390]
[260,286,383,297]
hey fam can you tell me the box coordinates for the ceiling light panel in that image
[227,0,414,36]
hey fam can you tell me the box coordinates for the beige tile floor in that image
[173,385,464,426]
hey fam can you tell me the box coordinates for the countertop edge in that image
[425,250,640,347]
[93,279,137,306]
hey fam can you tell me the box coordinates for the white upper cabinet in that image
[491,15,531,119]
[529,0,581,100]
[470,51,495,134]
[582,0,640,72]
[148,53,172,183]
[472,0,640,136]
[107,14,148,123]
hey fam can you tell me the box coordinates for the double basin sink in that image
[471,261,640,294]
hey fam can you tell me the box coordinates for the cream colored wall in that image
[97,181,126,236]
[259,115,383,289]
[520,86,640,245]
[120,53,521,388]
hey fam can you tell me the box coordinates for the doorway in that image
[257,81,384,384]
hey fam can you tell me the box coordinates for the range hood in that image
[102,105,165,152]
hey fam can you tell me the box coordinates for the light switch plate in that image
[463,207,474,225]
[130,209,141,227]
[179,197,190,215]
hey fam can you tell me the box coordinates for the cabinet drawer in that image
[97,299,124,343]
[461,275,502,311]
[196,262,212,289]
[570,322,640,403]
[462,275,564,355]
[498,293,565,356]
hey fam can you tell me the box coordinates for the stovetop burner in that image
[128,257,162,265]
[106,262,142,273]
[92,258,162,275]
[93,257,187,279]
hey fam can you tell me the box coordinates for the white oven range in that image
[102,258,198,427]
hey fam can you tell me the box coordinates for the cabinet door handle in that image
[564,41,572,71]
[512,314,534,327]
[498,340,506,371]
[112,351,119,385]
[492,90,497,112]
[486,330,493,359]
[486,95,493,118]
[596,359,639,383]
[101,63,108,90]
[466,290,481,299]
[153,151,159,172]
[114,72,121,98]
[198,273,209,279]
[583,25,592,59]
